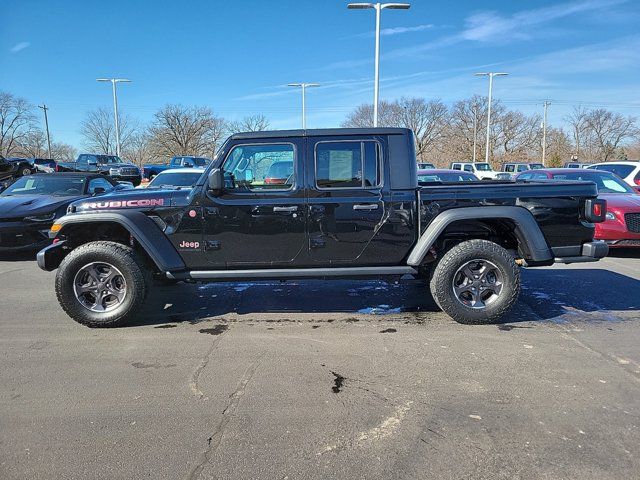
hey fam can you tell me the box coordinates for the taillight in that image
[585,198,607,223]
[634,178,640,186]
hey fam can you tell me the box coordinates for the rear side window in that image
[463,164,473,172]
[505,165,514,173]
[315,141,381,189]
[452,164,461,170]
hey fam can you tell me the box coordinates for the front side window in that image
[315,141,380,189]
[463,164,473,172]
[224,143,295,191]
[505,165,514,172]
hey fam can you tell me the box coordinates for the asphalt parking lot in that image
[1,252,640,480]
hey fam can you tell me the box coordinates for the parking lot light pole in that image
[475,72,508,163]
[96,78,131,157]
[542,100,551,166]
[287,83,320,129]
[347,2,410,127]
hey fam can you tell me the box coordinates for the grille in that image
[625,213,640,233]
[120,167,139,176]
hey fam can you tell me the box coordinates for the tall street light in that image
[96,78,131,157]
[287,83,320,129]
[347,2,410,127]
[475,72,508,163]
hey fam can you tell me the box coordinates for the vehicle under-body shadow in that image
[132,278,440,327]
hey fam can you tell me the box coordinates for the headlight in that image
[24,212,56,222]
[109,168,121,175]
[605,212,616,221]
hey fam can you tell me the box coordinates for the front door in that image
[203,139,307,267]
[307,137,386,265]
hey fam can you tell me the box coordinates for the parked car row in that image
[142,156,212,181]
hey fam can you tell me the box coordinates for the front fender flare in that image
[407,206,553,266]
[51,211,186,272]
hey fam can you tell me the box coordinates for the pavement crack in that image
[185,357,262,480]
[189,324,229,398]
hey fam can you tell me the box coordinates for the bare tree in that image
[341,100,399,128]
[395,98,449,161]
[0,91,37,157]
[50,142,77,161]
[584,109,638,161]
[16,128,48,157]
[123,131,155,167]
[227,114,270,134]
[564,107,590,159]
[148,104,227,159]
[80,108,137,155]
[496,110,542,159]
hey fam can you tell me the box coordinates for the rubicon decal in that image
[84,199,165,209]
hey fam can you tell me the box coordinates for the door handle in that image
[353,204,379,211]
[273,206,298,213]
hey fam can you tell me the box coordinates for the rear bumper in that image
[552,241,609,264]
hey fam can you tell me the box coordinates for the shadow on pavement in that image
[0,250,38,262]
[130,267,640,328]
[133,279,439,327]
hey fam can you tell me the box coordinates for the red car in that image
[515,168,640,247]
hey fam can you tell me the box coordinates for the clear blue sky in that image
[1,0,639,148]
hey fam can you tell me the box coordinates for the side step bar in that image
[167,266,417,281]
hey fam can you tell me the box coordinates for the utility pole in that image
[347,2,410,127]
[96,78,131,157]
[472,105,477,162]
[542,100,551,166]
[475,72,509,163]
[287,83,320,129]
[38,104,52,159]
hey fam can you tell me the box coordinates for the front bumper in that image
[552,241,609,264]
[37,240,67,271]
[0,222,52,251]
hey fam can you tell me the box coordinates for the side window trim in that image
[313,139,383,191]
[222,141,297,193]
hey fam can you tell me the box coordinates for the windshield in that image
[2,176,86,196]
[95,155,122,164]
[148,171,203,188]
[475,163,493,171]
[418,172,478,183]
[550,172,634,194]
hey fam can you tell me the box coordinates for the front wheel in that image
[55,241,151,327]
[429,239,520,324]
[21,167,32,176]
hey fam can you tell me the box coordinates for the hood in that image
[71,188,192,213]
[0,194,80,217]
[599,193,640,212]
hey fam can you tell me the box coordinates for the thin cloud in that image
[462,0,628,42]
[381,24,434,36]
[10,42,30,53]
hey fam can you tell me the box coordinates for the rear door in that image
[306,136,386,265]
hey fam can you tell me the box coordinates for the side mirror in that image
[88,160,98,166]
[208,168,224,194]
[92,187,107,195]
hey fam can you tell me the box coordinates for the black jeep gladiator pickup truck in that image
[37,128,608,327]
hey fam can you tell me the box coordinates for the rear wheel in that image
[429,239,520,324]
[20,167,32,176]
[55,241,150,327]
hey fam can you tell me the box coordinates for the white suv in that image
[450,162,501,180]
[587,161,640,187]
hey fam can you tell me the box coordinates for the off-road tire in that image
[55,241,151,327]
[429,239,520,324]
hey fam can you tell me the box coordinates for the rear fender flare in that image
[407,206,553,266]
